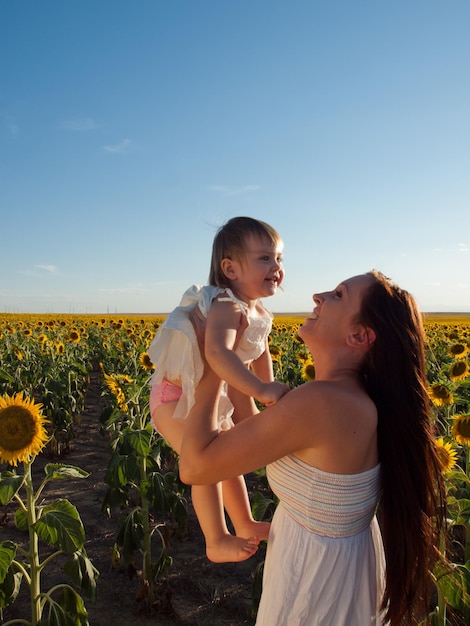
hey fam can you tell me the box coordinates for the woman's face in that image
[299,274,375,348]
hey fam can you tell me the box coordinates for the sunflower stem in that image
[435,529,447,626]
[34,476,50,502]
[38,549,64,571]
[10,558,31,585]
[140,453,155,606]
[24,460,42,625]
[13,492,27,511]
[465,445,470,565]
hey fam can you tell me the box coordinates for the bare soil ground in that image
[1,373,267,626]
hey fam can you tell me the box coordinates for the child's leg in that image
[221,390,270,540]
[151,383,260,563]
[191,482,259,563]
[222,475,271,541]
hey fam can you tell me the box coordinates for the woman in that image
[179,271,447,625]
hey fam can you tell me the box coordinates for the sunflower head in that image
[68,330,81,343]
[115,374,134,384]
[301,361,316,381]
[427,383,454,406]
[452,413,470,445]
[449,360,469,382]
[448,343,468,360]
[139,352,154,371]
[0,392,49,466]
[435,437,459,473]
[103,373,129,412]
[296,349,310,363]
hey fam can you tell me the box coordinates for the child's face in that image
[225,234,284,301]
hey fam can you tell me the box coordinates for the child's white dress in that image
[148,285,273,428]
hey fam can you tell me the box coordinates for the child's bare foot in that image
[206,534,260,563]
[237,520,271,542]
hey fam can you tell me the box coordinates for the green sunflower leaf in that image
[63,550,99,601]
[0,368,14,383]
[14,508,28,531]
[0,566,22,608]
[0,540,16,585]
[32,499,85,553]
[0,473,24,505]
[125,429,152,457]
[38,585,89,626]
[116,508,144,564]
[44,464,89,481]
[434,560,470,612]
[251,490,276,522]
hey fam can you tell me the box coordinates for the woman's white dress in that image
[256,455,386,626]
[148,284,273,427]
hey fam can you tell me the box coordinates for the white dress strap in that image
[214,288,249,314]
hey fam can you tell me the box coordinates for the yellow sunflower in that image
[269,345,282,359]
[427,383,454,406]
[115,374,134,384]
[449,360,469,382]
[435,437,459,473]
[448,343,468,360]
[296,349,310,363]
[103,373,128,411]
[451,414,470,445]
[139,352,154,371]
[68,330,81,343]
[301,361,316,381]
[0,392,49,466]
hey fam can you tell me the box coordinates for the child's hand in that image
[257,381,290,407]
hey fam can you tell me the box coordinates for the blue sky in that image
[1,1,469,314]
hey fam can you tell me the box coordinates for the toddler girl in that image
[148,216,289,562]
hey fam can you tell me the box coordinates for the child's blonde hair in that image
[209,216,283,288]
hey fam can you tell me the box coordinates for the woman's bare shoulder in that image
[282,379,376,430]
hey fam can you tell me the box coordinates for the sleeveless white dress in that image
[148,284,273,428]
[256,455,387,626]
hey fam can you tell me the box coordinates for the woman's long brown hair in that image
[359,270,447,625]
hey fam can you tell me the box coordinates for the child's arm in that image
[250,340,289,406]
[251,338,274,383]
[205,299,289,404]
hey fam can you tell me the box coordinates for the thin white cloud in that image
[59,117,101,131]
[18,264,59,276]
[103,139,131,153]
[208,184,260,196]
[35,264,58,273]
[458,243,468,252]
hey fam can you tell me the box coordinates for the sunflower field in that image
[0,312,469,624]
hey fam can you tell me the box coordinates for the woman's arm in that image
[179,366,318,485]
[179,357,379,484]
